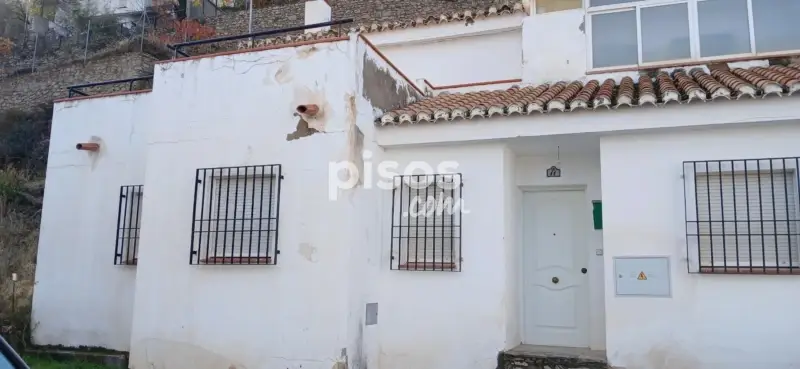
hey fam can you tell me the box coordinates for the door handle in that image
[581,268,588,274]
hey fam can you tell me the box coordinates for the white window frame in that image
[585,0,800,73]
[684,160,800,270]
[205,173,279,259]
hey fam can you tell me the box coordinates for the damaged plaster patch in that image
[298,242,317,262]
[347,125,364,188]
[332,348,348,369]
[296,45,319,59]
[361,53,419,113]
[87,135,103,171]
[275,62,293,84]
[344,94,365,188]
[131,338,247,369]
[286,116,319,141]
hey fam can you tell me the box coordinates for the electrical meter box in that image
[613,256,671,297]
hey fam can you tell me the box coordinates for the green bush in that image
[0,103,52,173]
[0,104,51,351]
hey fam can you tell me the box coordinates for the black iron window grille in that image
[190,164,283,265]
[114,185,144,266]
[683,157,800,274]
[390,173,463,271]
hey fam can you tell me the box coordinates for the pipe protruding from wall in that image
[296,104,320,116]
[76,143,100,151]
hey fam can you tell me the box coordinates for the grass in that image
[22,355,118,369]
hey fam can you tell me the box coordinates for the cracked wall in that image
[127,40,359,369]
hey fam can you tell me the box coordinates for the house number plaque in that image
[546,166,561,178]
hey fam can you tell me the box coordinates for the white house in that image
[31,1,800,369]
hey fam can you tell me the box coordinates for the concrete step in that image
[500,345,608,369]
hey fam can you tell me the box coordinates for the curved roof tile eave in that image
[377,64,800,126]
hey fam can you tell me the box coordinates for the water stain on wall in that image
[298,242,317,262]
[361,53,420,114]
[87,135,103,171]
[130,338,247,369]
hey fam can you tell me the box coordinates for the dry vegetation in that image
[0,104,52,350]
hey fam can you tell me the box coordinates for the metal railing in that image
[390,173,464,272]
[66,75,154,97]
[115,185,144,266]
[167,18,353,58]
[190,164,283,265]
[683,157,800,274]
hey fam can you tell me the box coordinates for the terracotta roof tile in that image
[354,0,525,33]
[379,64,800,126]
[237,0,525,50]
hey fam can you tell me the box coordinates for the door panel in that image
[523,190,589,347]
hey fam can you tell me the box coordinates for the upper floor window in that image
[587,0,800,70]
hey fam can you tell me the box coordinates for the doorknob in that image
[552,277,559,284]
[581,268,588,274]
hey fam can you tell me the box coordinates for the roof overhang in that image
[375,95,800,147]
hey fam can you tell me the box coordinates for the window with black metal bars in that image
[683,157,800,274]
[114,185,143,266]
[190,164,283,265]
[390,173,463,271]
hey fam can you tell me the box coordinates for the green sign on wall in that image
[592,200,603,230]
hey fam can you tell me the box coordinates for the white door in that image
[522,190,589,348]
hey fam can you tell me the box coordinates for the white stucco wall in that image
[504,148,521,349]
[128,40,363,369]
[516,153,606,350]
[600,122,800,369]
[522,9,587,84]
[371,143,512,369]
[378,30,523,86]
[32,92,151,351]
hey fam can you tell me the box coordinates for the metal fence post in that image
[11,273,17,314]
[30,33,38,73]
[140,12,146,52]
[248,0,253,34]
[83,19,91,64]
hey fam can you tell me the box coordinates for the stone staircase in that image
[499,345,608,369]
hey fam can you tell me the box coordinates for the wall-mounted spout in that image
[296,104,320,116]
[76,143,100,151]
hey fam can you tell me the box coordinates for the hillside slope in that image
[0,104,51,349]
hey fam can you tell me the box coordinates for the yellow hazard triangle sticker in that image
[637,271,647,280]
